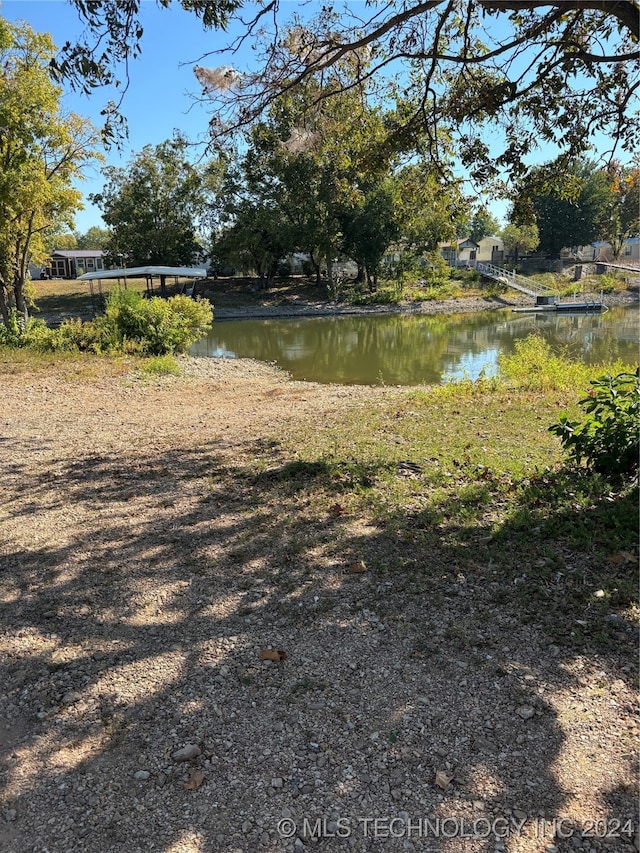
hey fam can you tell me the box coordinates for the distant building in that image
[47,250,108,279]
[593,237,640,262]
[439,236,504,266]
[559,237,640,263]
[476,236,504,264]
[440,238,478,265]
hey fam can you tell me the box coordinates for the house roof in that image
[439,238,479,249]
[51,249,105,258]
[77,265,207,281]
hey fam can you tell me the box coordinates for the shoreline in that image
[213,290,638,320]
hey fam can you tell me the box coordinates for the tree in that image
[91,139,208,282]
[600,161,640,257]
[468,208,501,243]
[212,62,466,295]
[515,161,612,256]
[44,232,78,252]
[50,3,638,179]
[0,17,100,327]
[76,225,111,249]
[501,222,539,264]
[213,196,294,283]
[341,181,400,292]
[394,163,468,253]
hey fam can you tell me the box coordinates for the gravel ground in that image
[0,308,638,853]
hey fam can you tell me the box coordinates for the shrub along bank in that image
[0,289,213,355]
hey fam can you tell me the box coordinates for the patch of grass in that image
[268,355,637,650]
[139,355,181,376]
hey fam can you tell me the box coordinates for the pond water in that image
[190,305,639,386]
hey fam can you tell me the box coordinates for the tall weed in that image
[498,334,631,392]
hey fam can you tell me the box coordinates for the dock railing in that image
[476,262,556,298]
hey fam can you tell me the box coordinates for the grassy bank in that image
[227,377,637,650]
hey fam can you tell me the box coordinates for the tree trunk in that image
[0,282,10,327]
[14,274,28,325]
[309,251,321,286]
[325,254,335,300]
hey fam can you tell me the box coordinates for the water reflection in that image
[190,306,639,385]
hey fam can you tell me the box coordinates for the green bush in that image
[499,334,595,390]
[549,368,640,477]
[0,291,213,356]
[0,311,59,350]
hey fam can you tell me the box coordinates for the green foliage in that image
[501,222,539,261]
[98,289,213,355]
[513,160,613,257]
[140,355,181,376]
[468,208,500,244]
[454,268,480,286]
[420,251,452,289]
[350,286,403,306]
[92,138,208,268]
[0,17,100,326]
[550,369,640,477]
[499,335,605,391]
[75,225,111,249]
[0,292,213,356]
[590,274,626,295]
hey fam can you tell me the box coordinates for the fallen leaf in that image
[260,649,287,662]
[329,502,346,516]
[435,770,454,790]
[606,550,636,564]
[184,770,206,791]
[348,561,367,574]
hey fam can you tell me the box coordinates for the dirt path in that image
[0,360,637,853]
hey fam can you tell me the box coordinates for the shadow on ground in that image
[0,435,637,853]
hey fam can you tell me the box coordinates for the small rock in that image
[594,589,605,598]
[4,808,17,822]
[242,820,252,834]
[62,691,82,705]
[516,705,535,720]
[271,777,284,789]
[133,770,150,781]
[172,744,201,762]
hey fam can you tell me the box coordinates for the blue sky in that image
[2,0,252,231]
